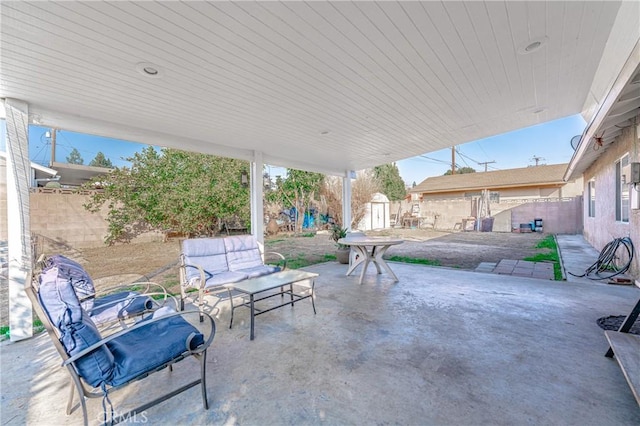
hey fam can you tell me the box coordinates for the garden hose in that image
[569,236,634,280]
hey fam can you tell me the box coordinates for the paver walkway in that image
[475,259,555,280]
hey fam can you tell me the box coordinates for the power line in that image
[419,155,452,165]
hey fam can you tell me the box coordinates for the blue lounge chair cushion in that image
[38,272,115,387]
[107,307,205,387]
[90,291,154,326]
[43,254,96,311]
[224,235,264,272]
[62,311,115,387]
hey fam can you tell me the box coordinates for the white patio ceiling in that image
[0,1,633,175]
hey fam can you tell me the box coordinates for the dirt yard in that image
[1,229,546,329]
[80,228,546,292]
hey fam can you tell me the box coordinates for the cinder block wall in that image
[390,197,583,233]
[510,197,583,234]
[30,191,162,249]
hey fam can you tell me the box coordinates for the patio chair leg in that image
[66,380,75,415]
[198,287,205,322]
[199,351,209,410]
[67,373,89,426]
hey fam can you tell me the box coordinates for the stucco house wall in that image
[582,117,640,278]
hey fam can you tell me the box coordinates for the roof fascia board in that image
[565,40,640,181]
[28,106,255,161]
[27,107,347,176]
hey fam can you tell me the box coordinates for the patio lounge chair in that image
[41,254,171,328]
[180,235,286,317]
[29,260,216,425]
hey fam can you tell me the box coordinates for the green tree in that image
[266,169,324,233]
[66,148,84,165]
[89,152,113,168]
[373,163,406,201]
[83,147,250,244]
[444,166,476,175]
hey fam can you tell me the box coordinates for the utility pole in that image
[530,155,545,166]
[451,146,456,175]
[49,128,57,167]
[477,160,496,172]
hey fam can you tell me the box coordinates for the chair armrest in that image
[62,310,215,366]
[92,281,169,299]
[180,263,208,290]
[86,292,180,314]
[264,251,287,270]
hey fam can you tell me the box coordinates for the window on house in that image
[615,154,630,223]
[588,180,595,217]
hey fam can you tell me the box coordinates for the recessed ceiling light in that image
[136,62,163,78]
[518,36,548,55]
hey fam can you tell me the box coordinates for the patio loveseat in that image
[180,235,286,316]
[30,256,216,425]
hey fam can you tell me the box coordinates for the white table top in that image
[337,237,404,246]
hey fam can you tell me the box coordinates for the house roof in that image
[411,163,568,194]
[1,2,638,176]
[565,45,640,181]
[0,151,58,176]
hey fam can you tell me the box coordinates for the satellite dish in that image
[570,135,581,150]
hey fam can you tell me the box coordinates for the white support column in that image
[5,98,33,342]
[342,170,354,231]
[250,151,264,246]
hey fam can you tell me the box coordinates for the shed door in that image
[371,203,385,229]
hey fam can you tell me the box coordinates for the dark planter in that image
[336,247,351,264]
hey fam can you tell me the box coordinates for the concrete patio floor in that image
[2,237,640,425]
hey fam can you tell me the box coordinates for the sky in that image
[396,114,586,186]
[4,113,586,185]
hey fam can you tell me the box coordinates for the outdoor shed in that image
[357,193,391,231]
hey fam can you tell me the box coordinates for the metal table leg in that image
[249,294,255,340]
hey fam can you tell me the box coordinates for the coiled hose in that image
[569,236,634,280]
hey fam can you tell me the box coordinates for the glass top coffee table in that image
[226,270,318,340]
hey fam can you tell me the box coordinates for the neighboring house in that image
[47,161,112,187]
[410,163,582,202]
[0,151,58,187]
[0,153,58,242]
[394,163,583,234]
[565,63,640,279]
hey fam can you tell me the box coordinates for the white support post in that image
[342,171,354,231]
[5,98,33,342]
[250,151,264,246]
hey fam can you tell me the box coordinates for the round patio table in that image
[337,237,404,284]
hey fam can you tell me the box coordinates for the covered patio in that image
[2,244,639,424]
[2,1,640,424]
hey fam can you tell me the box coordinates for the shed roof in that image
[411,163,568,194]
